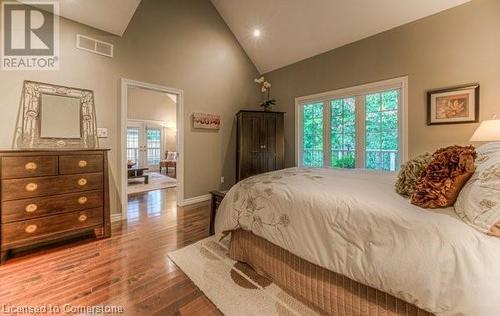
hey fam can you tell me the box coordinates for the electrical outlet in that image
[220,176,225,184]
[97,127,108,138]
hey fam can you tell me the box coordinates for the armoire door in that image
[260,114,277,173]
[239,112,263,180]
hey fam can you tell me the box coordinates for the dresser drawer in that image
[1,156,57,179]
[59,155,103,175]
[1,173,103,201]
[1,208,103,248]
[1,190,103,223]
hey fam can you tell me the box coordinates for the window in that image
[302,102,324,167]
[146,128,162,165]
[331,98,356,168]
[296,77,407,171]
[127,127,139,163]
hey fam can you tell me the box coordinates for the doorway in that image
[121,79,184,221]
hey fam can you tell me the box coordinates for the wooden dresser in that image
[236,110,285,181]
[0,149,111,264]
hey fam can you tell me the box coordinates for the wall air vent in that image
[76,34,114,58]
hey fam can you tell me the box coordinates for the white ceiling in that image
[19,0,142,36]
[211,0,472,73]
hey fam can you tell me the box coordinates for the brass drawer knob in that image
[25,162,38,171]
[78,160,88,168]
[25,183,38,192]
[78,214,88,222]
[78,196,88,204]
[78,178,88,186]
[25,224,38,234]
[25,204,38,213]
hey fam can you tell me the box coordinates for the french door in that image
[127,121,163,170]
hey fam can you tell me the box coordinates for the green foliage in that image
[332,152,355,168]
[303,103,324,167]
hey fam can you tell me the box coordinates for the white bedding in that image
[215,167,500,316]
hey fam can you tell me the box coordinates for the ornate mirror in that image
[20,81,99,149]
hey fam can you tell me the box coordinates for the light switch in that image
[97,128,109,138]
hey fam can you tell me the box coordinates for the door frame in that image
[120,78,184,220]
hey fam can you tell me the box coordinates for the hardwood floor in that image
[0,189,221,315]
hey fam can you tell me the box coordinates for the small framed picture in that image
[192,112,221,130]
[427,84,479,125]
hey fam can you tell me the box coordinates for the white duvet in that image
[215,168,500,316]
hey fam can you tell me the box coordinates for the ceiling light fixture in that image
[253,29,261,38]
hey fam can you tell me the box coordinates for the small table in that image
[209,190,227,235]
[128,167,149,184]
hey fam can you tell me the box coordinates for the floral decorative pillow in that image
[455,151,500,237]
[411,145,476,208]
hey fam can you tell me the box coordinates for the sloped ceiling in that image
[19,0,142,36]
[211,0,472,73]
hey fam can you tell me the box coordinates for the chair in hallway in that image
[160,150,178,178]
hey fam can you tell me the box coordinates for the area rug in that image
[168,237,318,316]
[127,172,176,195]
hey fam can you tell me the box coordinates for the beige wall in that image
[0,0,260,213]
[0,1,123,213]
[127,87,177,152]
[265,0,500,167]
[116,0,261,196]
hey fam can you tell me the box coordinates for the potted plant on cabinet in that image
[254,76,276,111]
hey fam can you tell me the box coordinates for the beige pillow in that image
[394,153,432,198]
[455,151,500,237]
[411,146,476,208]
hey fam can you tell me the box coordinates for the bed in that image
[215,167,500,316]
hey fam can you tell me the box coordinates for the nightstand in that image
[209,190,227,235]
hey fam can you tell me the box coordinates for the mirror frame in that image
[20,81,99,149]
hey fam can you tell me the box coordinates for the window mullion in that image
[355,95,365,168]
[323,101,331,168]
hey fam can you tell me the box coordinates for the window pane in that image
[330,98,356,168]
[382,90,399,111]
[127,127,139,164]
[302,103,324,167]
[147,128,162,165]
[365,93,381,112]
[365,89,400,171]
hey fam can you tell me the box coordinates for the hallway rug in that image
[128,172,176,195]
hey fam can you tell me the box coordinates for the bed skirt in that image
[228,229,433,316]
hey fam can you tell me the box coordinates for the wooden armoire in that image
[236,110,285,181]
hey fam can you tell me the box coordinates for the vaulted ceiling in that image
[211,0,472,73]
[20,0,472,72]
[19,0,142,36]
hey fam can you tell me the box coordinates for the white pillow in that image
[476,142,500,156]
[455,150,500,237]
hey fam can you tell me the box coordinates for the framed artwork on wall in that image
[427,84,480,125]
[192,112,221,130]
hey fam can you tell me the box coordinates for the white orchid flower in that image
[261,87,267,93]
[263,81,271,88]
[254,76,265,84]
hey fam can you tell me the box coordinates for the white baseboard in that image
[180,194,211,206]
[111,213,122,223]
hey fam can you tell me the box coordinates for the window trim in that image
[295,76,408,169]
